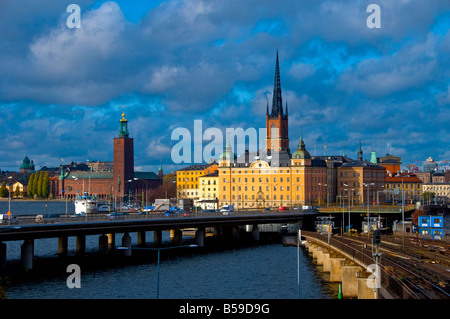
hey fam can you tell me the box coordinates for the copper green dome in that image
[292,137,311,159]
[20,156,35,170]
[220,139,237,161]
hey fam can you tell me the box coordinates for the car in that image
[199,209,217,214]
[181,210,192,217]
[108,212,124,220]
[278,206,288,211]
[164,210,175,217]
[35,214,60,224]
[0,214,18,224]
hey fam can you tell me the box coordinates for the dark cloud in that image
[0,0,449,172]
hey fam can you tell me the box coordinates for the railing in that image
[0,209,308,227]
[317,205,416,213]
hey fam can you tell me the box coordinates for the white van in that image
[220,205,234,215]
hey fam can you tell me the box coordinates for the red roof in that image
[385,174,422,183]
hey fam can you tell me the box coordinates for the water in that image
[0,201,338,299]
[0,199,75,216]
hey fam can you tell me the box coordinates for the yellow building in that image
[385,172,423,204]
[218,138,328,209]
[176,163,218,202]
[198,171,219,209]
[12,182,25,198]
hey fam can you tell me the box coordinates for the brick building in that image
[53,112,162,203]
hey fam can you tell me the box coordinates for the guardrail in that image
[0,209,312,227]
[317,205,416,213]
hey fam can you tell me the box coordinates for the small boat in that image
[74,193,98,215]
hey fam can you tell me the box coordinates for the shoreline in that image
[0,198,71,202]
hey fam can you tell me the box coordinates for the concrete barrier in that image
[357,271,376,299]
[330,257,346,282]
[342,265,363,298]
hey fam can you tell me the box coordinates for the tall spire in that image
[357,136,363,161]
[271,49,283,117]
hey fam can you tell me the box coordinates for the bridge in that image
[317,204,416,214]
[0,211,312,271]
[298,231,450,299]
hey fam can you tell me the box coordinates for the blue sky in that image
[0,0,449,174]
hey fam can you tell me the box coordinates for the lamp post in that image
[402,177,405,250]
[343,184,348,235]
[297,224,301,299]
[118,244,198,299]
[364,182,374,237]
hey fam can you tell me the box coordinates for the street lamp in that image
[297,224,301,299]
[7,176,12,217]
[364,182,374,236]
[118,244,198,299]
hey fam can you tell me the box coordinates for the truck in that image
[220,205,234,215]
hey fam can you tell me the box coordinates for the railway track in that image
[332,234,450,299]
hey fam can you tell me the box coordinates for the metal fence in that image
[0,209,305,227]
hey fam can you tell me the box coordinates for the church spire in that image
[271,49,283,117]
[357,136,363,161]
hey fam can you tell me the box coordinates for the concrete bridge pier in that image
[342,265,363,298]
[316,247,326,265]
[137,231,146,247]
[232,226,240,240]
[312,245,322,260]
[323,252,337,273]
[252,225,260,241]
[329,257,346,282]
[107,233,115,252]
[213,226,221,238]
[98,234,108,256]
[121,233,132,256]
[195,228,205,247]
[76,235,86,256]
[58,236,68,256]
[154,230,162,246]
[171,229,183,245]
[21,239,34,271]
[0,242,6,269]
[357,271,377,299]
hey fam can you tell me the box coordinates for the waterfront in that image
[0,201,339,299]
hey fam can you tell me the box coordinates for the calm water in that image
[1,200,338,299]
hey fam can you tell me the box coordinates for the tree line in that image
[27,171,50,199]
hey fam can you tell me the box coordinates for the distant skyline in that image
[0,0,449,173]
